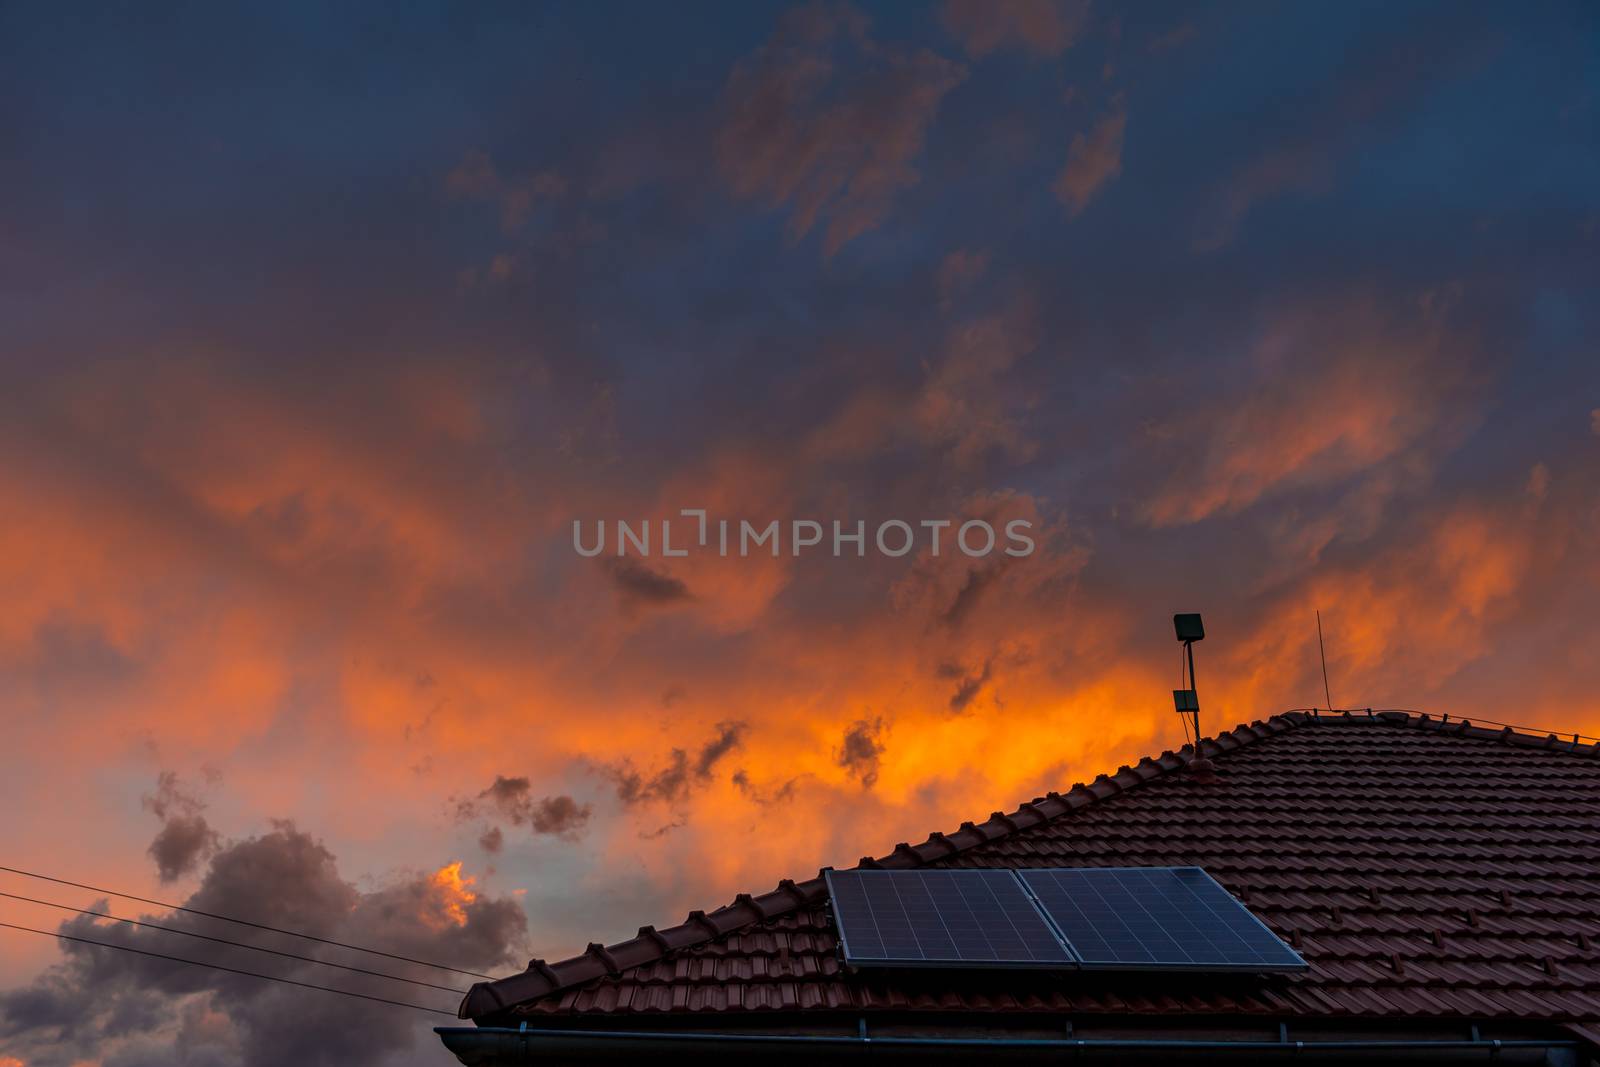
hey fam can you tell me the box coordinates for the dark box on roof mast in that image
[1173,613,1205,642]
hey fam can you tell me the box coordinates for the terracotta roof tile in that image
[460,710,1600,1039]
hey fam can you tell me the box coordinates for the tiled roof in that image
[460,710,1600,1039]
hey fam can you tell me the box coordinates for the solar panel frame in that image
[824,868,1077,969]
[1016,866,1309,974]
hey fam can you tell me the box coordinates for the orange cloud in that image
[1055,96,1126,216]
[428,861,478,928]
[937,248,990,309]
[717,3,966,254]
[1140,291,1480,530]
[446,148,566,231]
[941,0,1088,58]
[2,289,1595,980]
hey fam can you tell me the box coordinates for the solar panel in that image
[825,869,1074,968]
[1017,866,1307,972]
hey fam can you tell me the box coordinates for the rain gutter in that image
[435,1023,1581,1064]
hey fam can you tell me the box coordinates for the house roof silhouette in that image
[440,710,1600,1064]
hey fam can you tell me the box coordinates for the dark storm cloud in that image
[694,721,748,777]
[147,817,221,886]
[528,795,591,837]
[605,721,748,807]
[836,718,886,788]
[454,777,593,841]
[605,558,694,608]
[732,768,801,806]
[947,660,993,713]
[638,819,686,840]
[0,823,526,1067]
[942,565,1000,629]
[142,772,220,883]
[609,749,692,806]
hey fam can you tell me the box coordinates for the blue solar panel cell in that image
[826,866,1305,973]
[825,869,1073,967]
[1016,866,1308,972]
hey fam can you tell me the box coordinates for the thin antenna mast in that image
[1316,610,1334,712]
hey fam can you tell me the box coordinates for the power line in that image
[0,891,465,994]
[0,920,457,1016]
[1315,610,1334,712]
[0,865,495,979]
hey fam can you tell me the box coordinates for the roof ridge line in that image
[458,711,1314,1020]
[1372,710,1600,758]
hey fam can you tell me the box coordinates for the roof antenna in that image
[1172,613,1215,781]
[1316,610,1335,712]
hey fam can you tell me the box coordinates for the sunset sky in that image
[2,2,1598,1065]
